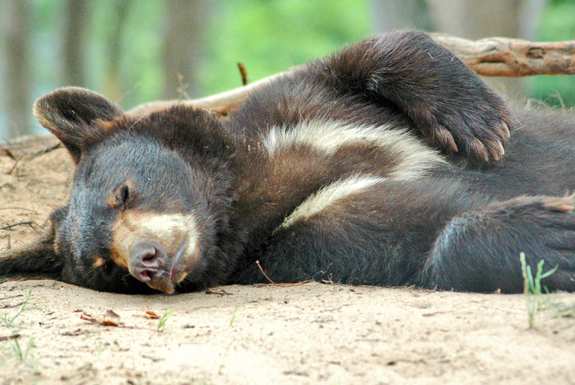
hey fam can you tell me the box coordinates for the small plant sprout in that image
[0,290,38,368]
[1,289,33,328]
[157,310,174,332]
[520,252,559,328]
[229,298,245,327]
[11,334,35,365]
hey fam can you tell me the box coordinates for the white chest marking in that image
[278,175,386,230]
[261,119,446,180]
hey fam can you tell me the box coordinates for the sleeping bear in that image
[1,30,575,294]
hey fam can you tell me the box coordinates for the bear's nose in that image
[129,240,175,293]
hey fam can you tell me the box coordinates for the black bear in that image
[1,31,575,294]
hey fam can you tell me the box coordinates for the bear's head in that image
[2,88,236,294]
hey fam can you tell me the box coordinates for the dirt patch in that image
[1,136,575,385]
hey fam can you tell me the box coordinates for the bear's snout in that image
[129,240,175,293]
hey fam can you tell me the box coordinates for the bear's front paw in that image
[420,94,515,164]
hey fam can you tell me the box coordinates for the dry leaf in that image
[145,309,161,319]
[132,307,161,319]
[80,311,120,327]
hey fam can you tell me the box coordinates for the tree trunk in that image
[161,0,211,100]
[518,0,550,40]
[63,0,89,86]
[103,0,133,101]
[2,0,32,139]
[371,0,433,32]
[426,0,536,96]
[427,0,521,39]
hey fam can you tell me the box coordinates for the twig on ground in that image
[0,220,43,234]
[0,334,20,341]
[0,207,39,213]
[255,260,310,287]
[206,289,233,296]
[7,143,62,175]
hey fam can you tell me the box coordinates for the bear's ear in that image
[33,87,124,163]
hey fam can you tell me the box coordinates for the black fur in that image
[2,30,574,294]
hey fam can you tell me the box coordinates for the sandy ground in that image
[1,135,575,385]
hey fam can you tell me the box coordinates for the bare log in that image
[432,34,575,77]
[126,71,293,116]
[127,34,575,117]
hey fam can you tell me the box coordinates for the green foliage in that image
[1,334,36,368]
[27,0,370,110]
[30,0,66,90]
[199,0,370,95]
[157,309,174,332]
[11,0,575,138]
[539,1,575,41]
[529,1,575,108]
[9,335,36,366]
[519,252,558,329]
[88,0,167,106]
[229,298,245,327]
[218,340,235,374]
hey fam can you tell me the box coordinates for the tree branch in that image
[127,72,288,116]
[127,33,575,117]
[432,34,575,77]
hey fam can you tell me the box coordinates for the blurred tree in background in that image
[63,0,88,87]
[2,0,32,139]
[0,0,573,140]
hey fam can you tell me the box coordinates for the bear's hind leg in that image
[422,195,575,293]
